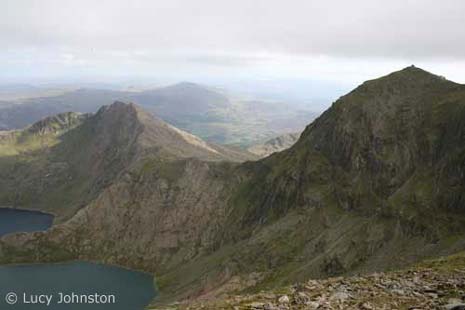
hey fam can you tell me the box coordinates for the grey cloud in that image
[185,54,270,67]
[1,0,465,60]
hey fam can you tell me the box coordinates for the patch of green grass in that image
[416,251,465,272]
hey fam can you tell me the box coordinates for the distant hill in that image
[0,84,71,101]
[0,83,316,146]
[247,132,300,157]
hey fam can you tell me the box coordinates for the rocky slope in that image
[248,132,300,157]
[0,67,464,307]
[157,252,465,309]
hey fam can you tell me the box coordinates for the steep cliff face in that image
[1,67,465,306]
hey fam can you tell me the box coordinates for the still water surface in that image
[0,262,157,310]
[0,207,54,237]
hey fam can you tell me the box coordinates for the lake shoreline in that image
[0,258,156,278]
[0,205,57,216]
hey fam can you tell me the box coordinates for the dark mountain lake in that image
[0,208,157,309]
[0,207,54,237]
[0,262,157,309]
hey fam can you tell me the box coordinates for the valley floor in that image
[151,252,465,310]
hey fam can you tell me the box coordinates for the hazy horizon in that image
[0,65,462,113]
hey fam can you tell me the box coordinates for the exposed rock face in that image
[1,67,465,307]
[248,132,300,157]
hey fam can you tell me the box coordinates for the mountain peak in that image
[293,66,465,202]
[368,65,452,87]
[94,101,152,126]
[337,66,459,108]
[96,100,137,114]
[172,81,201,88]
[400,64,423,72]
[89,101,253,162]
[393,65,444,78]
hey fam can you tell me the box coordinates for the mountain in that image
[247,132,300,157]
[0,88,127,129]
[1,67,464,307]
[0,83,316,145]
[0,101,254,221]
[131,82,230,121]
[0,84,72,101]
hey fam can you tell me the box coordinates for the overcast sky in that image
[2,0,465,88]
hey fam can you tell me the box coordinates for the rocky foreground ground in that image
[151,252,465,310]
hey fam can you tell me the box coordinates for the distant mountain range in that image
[0,82,317,146]
[0,67,464,308]
[0,84,72,102]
